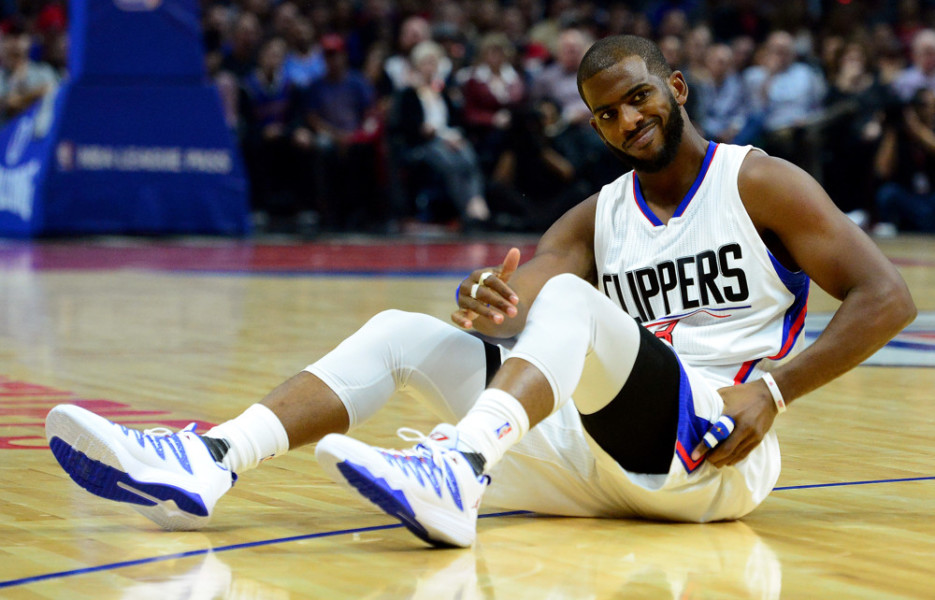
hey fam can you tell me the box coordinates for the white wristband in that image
[761,372,786,414]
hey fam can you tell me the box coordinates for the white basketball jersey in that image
[594,142,809,386]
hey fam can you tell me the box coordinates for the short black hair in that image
[577,35,673,104]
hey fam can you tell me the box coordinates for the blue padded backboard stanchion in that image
[0,0,249,237]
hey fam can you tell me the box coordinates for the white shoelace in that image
[141,423,197,437]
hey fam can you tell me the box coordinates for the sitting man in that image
[45,35,914,547]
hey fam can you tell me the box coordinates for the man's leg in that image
[316,273,680,546]
[46,309,495,530]
[206,308,498,473]
[456,272,678,474]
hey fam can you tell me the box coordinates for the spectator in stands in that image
[658,34,683,69]
[657,34,703,123]
[891,28,935,102]
[822,39,889,229]
[500,5,529,51]
[472,0,503,37]
[530,27,618,188]
[303,34,383,231]
[238,37,309,230]
[530,27,591,126]
[33,0,66,78]
[697,43,747,143]
[388,40,491,228]
[486,97,594,232]
[219,12,262,81]
[35,24,67,81]
[730,34,757,74]
[0,30,58,124]
[684,24,713,82]
[656,8,689,39]
[709,0,770,42]
[241,0,272,29]
[893,0,926,51]
[283,19,325,89]
[349,0,395,72]
[433,23,470,90]
[873,88,935,235]
[459,32,527,175]
[271,2,300,40]
[738,30,826,165]
[527,0,575,55]
[203,4,232,77]
[384,16,451,90]
[872,24,909,87]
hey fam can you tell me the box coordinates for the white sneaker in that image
[46,404,235,530]
[315,424,489,547]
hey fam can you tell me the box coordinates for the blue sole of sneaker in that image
[49,436,209,517]
[337,460,453,548]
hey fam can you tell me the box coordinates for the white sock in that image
[204,404,290,473]
[454,389,530,470]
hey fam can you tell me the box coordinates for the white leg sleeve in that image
[507,273,643,415]
[305,310,490,428]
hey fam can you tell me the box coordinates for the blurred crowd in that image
[5,0,935,236]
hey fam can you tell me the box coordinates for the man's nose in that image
[618,104,643,134]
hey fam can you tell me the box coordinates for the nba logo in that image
[495,422,512,439]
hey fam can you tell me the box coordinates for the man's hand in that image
[691,379,778,467]
[451,248,521,329]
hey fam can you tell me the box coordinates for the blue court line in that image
[0,510,528,589]
[773,475,935,491]
[3,476,933,590]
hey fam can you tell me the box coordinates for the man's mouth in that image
[626,122,656,149]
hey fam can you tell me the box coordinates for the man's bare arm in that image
[452,194,599,338]
[742,152,916,403]
[697,152,915,467]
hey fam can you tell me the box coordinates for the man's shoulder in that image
[736,148,779,181]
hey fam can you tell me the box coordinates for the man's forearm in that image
[770,280,915,404]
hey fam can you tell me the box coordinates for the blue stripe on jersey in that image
[675,357,713,473]
[633,141,719,226]
[767,252,811,361]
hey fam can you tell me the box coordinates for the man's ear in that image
[669,71,688,106]
[589,116,605,142]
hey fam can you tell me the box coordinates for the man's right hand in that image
[451,248,521,330]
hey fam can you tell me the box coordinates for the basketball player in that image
[45,36,915,547]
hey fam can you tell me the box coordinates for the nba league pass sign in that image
[0,0,248,236]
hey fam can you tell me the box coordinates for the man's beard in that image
[603,93,684,174]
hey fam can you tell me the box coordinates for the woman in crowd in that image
[389,40,491,226]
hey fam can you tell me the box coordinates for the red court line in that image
[0,240,539,273]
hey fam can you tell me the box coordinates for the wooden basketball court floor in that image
[0,233,933,599]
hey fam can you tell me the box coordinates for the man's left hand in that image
[691,379,778,467]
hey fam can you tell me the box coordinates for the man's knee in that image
[539,272,592,301]
[360,310,444,339]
